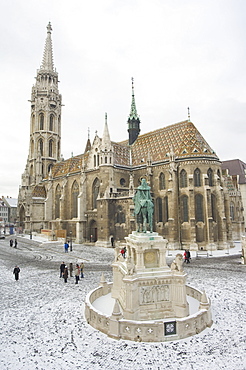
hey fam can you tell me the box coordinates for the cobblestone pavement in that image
[0,236,245,370]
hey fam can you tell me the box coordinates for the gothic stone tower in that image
[18,23,62,232]
[29,22,62,184]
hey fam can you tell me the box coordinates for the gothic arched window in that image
[31,140,34,157]
[38,139,43,156]
[71,181,79,218]
[211,193,216,221]
[194,168,201,187]
[163,196,169,223]
[115,205,125,224]
[195,194,204,222]
[180,169,187,188]
[39,113,44,130]
[48,163,53,174]
[156,197,163,222]
[49,139,53,157]
[32,115,35,132]
[159,173,165,190]
[207,168,213,187]
[49,114,54,131]
[180,195,189,223]
[92,178,100,209]
[230,201,235,220]
[55,184,61,219]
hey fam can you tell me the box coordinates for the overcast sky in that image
[1,0,246,198]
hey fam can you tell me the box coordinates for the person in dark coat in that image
[63,266,68,283]
[184,250,191,263]
[69,262,73,277]
[80,262,84,278]
[60,262,66,278]
[186,250,191,263]
[14,239,18,248]
[10,239,13,247]
[13,265,20,280]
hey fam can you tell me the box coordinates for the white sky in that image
[1,0,246,198]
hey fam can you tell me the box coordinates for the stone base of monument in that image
[84,232,213,342]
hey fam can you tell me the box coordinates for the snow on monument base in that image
[84,232,213,342]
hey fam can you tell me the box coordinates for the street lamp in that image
[70,231,72,252]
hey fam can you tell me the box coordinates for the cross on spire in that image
[187,107,190,121]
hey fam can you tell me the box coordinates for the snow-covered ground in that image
[0,236,245,370]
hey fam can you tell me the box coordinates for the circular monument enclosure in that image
[84,231,213,342]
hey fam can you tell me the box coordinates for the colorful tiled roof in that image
[51,154,86,177]
[118,120,218,166]
[48,120,218,178]
[132,120,217,165]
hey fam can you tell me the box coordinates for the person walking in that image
[63,266,68,283]
[64,241,69,253]
[75,264,80,284]
[69,262,73,277]
[13,265,20,281]
[14,239,18,248]
[184,250,190,263]
[186,250,191,263]
[10,239,13,247]
[80,262,84,278]
[60,262,66,278]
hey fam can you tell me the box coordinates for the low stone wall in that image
[84,283,213,342]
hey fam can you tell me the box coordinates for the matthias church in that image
[18,24,245,249]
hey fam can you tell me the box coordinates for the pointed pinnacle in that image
[41,22,54,71]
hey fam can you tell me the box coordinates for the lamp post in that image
[70,231,72,252]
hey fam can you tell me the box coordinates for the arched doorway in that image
[89,220,97,242]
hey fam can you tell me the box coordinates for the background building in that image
[222,159,246,234]
[18,24,244,250]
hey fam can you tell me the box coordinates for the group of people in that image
[10,239,18,248]
[60,261,84,284]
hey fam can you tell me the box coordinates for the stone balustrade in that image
[84,282,213,342]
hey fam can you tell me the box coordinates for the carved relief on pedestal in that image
[139,284,169,305]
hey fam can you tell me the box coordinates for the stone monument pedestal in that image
[111,231,189,320]
[85,232,212,341]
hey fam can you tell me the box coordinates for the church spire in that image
[127,78,140,145]
[41,22,54,71]
[102,112,111,149]
[129,78,139,120]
